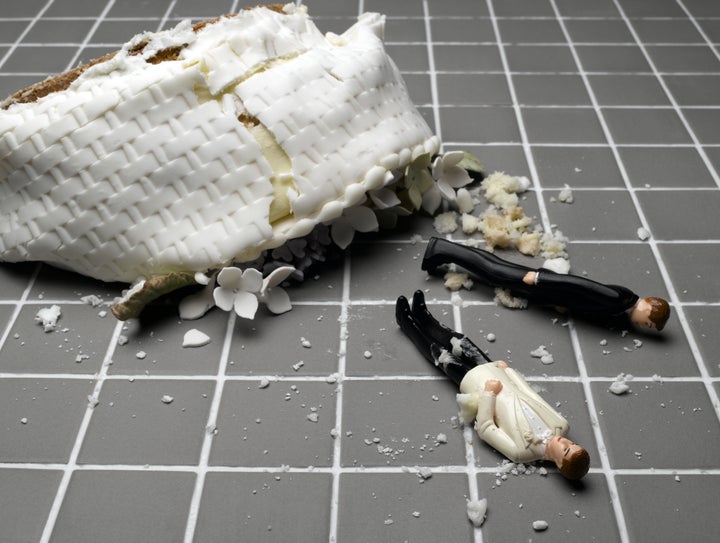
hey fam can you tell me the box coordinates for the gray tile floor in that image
[1,0,719,542]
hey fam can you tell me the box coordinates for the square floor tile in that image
[492,0,555,17]
[364,0,424,17]
[51,470,195,543]
[592,381,720,469]
[576,45,651,73]
[504,45,577,72]
[617,474,720,543]
[565,19,634,43]
[476,473,619,541]
[437,73,511,106]
[0,469,62,543]
[110,307,227,376]
[0,378,93,463]
[4,46,78,74]
[403,72,433,105]
[620,0,686,17]
[79,379,214,465]
[545,189,641,240]
[108,0,175,17]
[346,302,452,377]
[522,108,606,144]
[646,45,720,74]
[337,473,473,542]
[228,304,340,376]
[170,0,234,18]
[210,380,337,467]
[24,18,96,43]
[603,108,691,144]
[683,108,720,144]
[588,74,669,106]
[440,106,520,143]
[533,146,625,188]
[0,0,48,17]
[631,18,706,44]
[619,147,717,188]
[90,19,165,45]
[194,472,332,542]
[384,44,429,72]
[659,243,720,303]
[384,18,426,43]
[684,306,720,377]
[456,302,578,377]
[1,304,116,374]
[341,379,466,467]
[427,0,489,16]
[430,18,495,43]
[497,18,565,44]
[434,44,503,72]
[575,314,697,378]
[638,189,720,240]
[348,241,442,301]
[514,74,591,106]
[555,0,620,17]
[664,75,720,106]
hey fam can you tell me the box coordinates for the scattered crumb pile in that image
[434,172,568,260]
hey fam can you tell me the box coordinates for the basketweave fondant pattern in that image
[0,5,439,283]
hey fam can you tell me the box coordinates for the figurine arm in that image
[474,390,522,460]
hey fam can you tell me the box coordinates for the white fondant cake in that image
[0,4,439,283]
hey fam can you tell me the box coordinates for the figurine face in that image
[545,436,582,467]
[630,299,656,330]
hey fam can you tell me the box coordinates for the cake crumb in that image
[444,271,473,291]
[532,520,549,532]
[161,395,174,404]
[494,288,528,309]
[637,227,651,241]
[557,184,574,204]
[433,211,459,234]
[300,337,312,348]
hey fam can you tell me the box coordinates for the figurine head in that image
[630,297,670,331]
[546,436,590,480]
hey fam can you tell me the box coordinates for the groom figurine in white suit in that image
[397,290,589,480]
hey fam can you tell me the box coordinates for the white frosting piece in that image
[0,6,439,282]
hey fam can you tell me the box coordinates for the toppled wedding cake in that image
[0,4,481,319]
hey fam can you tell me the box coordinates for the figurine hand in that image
[522,271,537,285]
[484,379,502,395]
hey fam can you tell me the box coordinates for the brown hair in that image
[645,297,670,331]
[558,447,590,481]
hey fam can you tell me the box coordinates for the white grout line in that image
[61,0,117,71]
[182,311,236,543]
[0,264,41,353]
[327,251,351,543]
[422,0,443,149]
[675,0,720,61]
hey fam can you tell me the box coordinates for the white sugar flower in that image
[330,205,379,249]
[432,151,473,201]
[258,266,296,315]
[213,267,263,319]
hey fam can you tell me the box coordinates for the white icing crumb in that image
[182,329,211,348]
[20,417,28,425]
[609,373,632,395]
[557,184,574,203]
[35,305,62,332]
[433,211,459,234]
[486,333,496,342]
[532,520,549,531]
[363,350,373,359]
[466,499,488,527]
[530,345,555,365]
[301,337,312,348]
[306,412,319,423]
[161,395,174,404]
[258,378,270,389]
[417,466,433,480]
[412,511,421,518]
[542,257,570,274]
[494,288,528,309]
[292,360,305,371]
[436,433,448,444]
[135,351,147,360]
[80,294,104,307]
[637,227,651,241]
[118,335,129,346]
